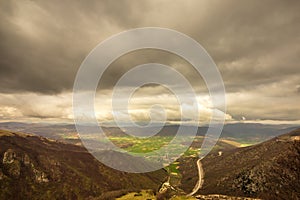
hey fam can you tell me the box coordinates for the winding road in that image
[187,158,204,196]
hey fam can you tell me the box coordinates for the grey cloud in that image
[1,0,299,94]
[0,0,148,94]
[0,0,299,122]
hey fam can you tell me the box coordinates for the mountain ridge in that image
[179,128,300,199]
[0,130,167,200]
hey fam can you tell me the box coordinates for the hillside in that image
[0,130,167,200]
[180,128,300,199]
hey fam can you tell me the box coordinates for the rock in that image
[33,168,49,183]
[2,149,21,178]
[3,149,17,164]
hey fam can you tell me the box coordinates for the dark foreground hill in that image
[0,130,167,200]
[180,128,300,199]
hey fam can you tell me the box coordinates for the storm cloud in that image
[0,0,299,123]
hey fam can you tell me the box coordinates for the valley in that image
[0,125,299,199]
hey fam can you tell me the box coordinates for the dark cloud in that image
[0,0,148,94]
[0,0,299,122]
[0,0,299,94]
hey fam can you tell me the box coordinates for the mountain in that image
[0,122,77,140]
[180,128,300,199]
[1,122,297,145]
[0,130,167,200]
[220,123,299,143]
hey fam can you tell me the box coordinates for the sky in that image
[0,0,299,125]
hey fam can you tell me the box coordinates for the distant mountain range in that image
[0,122,298,145]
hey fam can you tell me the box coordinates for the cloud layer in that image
[0,0,299,123]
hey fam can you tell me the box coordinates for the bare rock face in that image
[2,149,21,178]
[3,149,17,164]
[33,168,49,183]
[1,148,48,182]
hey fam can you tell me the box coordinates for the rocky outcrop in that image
[33,168,49,183]
[2,149,21,178]
[1,148,48,182]
[3,149,17,164]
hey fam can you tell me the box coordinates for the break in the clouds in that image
[0,0,299,123]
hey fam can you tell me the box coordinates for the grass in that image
[109,135,192,154]
[166,161,180,175]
